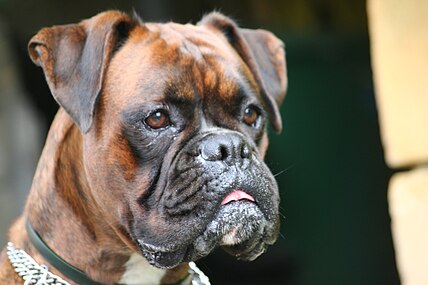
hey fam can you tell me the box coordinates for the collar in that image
[6,220,210,285]
[25,220,102,284]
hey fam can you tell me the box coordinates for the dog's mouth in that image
[193,197,270,260]
[138,190,277,269]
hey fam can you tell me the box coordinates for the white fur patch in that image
[221,228,240,245]
[118,253,166,285]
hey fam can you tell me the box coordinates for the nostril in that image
[199,141,230,161]
[219,144,229,161]
[240,143,251,159]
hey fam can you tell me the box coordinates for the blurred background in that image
[0,0,400,284]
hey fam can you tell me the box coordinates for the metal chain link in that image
[7,242,211,285]
[7,242,71,285]
[189,262,211,285]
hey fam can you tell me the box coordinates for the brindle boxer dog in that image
[0,10,287,285]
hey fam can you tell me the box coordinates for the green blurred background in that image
[0,0,400,284]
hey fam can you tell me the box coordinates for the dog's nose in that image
[198,133,252,162]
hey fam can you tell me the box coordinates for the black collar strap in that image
[25,220,198,285]
[26,219,104,285]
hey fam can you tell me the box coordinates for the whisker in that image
[278,210,286,219]
[273,164,294,177]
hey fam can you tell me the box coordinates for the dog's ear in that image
[199,12,287,133]
[28,11,137,133]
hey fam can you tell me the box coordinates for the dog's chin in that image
[137,239,189,269]
[193,201,274,261]
[138,201,278,269]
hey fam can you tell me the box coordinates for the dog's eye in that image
[145,110,170,129]
[243,105,260,127]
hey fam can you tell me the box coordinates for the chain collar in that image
[7,242,70,285]
[188,262,211,285]
[7,242,211,285]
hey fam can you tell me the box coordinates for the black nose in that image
[198,133,252,162]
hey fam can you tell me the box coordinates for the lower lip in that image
[221,190,256,205]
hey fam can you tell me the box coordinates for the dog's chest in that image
[118,254,166,285]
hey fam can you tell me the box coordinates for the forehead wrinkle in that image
[117,22,254,108]
[157,23,245,100]
[163,77,198,104]
[156,24,206,63]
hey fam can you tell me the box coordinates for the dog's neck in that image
[12,110,188,285]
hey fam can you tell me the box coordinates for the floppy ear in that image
[28,11,137,133]
[199,12,287,133]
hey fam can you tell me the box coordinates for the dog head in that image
[29,11,287,269]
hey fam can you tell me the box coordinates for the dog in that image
[0,10,287,285]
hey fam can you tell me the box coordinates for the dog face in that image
[29,11,287,269]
